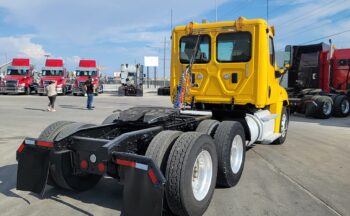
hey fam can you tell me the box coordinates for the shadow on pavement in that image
[0,164,30,204]
[0,163,123,213]
[24,108,47,112]
[290,114,350,128]
[59,105,86,110]
[42,177,123,212]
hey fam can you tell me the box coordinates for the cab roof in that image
[173,17,274,36]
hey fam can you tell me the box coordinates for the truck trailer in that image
[285,42,350,118]
[38,59,72,95]
[118,63,143,96]
[0,58,38,95]
[16,17,289,216]
[73,59,103,96]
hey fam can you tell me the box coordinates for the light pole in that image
[163,37,166,87]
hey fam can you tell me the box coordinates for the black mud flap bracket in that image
[16,138,51,196]
[113,152,166,216]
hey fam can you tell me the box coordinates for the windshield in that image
[180,35,210,64]
[42,70,63,76]
[7,69,28,75]
[76,70,97,76]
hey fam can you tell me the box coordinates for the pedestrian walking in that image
[84,76,96,110]
[46,80,57,112]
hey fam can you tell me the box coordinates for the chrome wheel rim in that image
[323,101,332,115]
[230,135,244,174]
[281,113,288,137]
[192,150,213,201]
[341,99,350,114]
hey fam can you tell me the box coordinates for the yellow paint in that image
[170,17,289,133]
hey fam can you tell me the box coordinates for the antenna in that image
[171,9,173,33]
[267,0,269,22]
[215,0,218,22]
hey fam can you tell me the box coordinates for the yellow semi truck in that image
[16,17,289,216]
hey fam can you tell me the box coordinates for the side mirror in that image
[284,45,292,66]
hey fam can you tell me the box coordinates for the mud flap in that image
[17,146,51,195]
[113,152,166,216]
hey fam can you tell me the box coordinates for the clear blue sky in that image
[0,0,349,76]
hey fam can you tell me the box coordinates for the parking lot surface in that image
[0,92,349,216]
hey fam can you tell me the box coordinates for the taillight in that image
[80,160,88,169]
[17,143,25,153]
[98,162,106,173]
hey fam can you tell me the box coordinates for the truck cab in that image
[118,64,144,96]
[171,17,289,141]
[0,58,37,95]
[73,59,103,96]
[38,59,71,95]
[284,43,350,118]
[320,48,350,94]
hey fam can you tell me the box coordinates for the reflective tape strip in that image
[116,159,158,185]
[116,159,136,168]
[36,141,54,148]
[148,169,158,184]
[24,139,35,145]
[135,163,148,171]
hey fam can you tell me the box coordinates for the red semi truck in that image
[73,59,103,96]
[0,58,38,95]
[38,59,72,95]
[285,42,350,118]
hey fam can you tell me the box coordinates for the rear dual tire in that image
[150,121,246,216]
[38,121,102,191]
[146,131,217,216]
[165,132,218,216]
[305,95,333,119]
[214,121,246,188]
[333,95,350,117]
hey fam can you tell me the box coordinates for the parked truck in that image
[284,42,350,118]
[38,59,72,95]
[73,59,103,96]
[0,58,38,95]
[118,63,143,96]
[16,17,289,216]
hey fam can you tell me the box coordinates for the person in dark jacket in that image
[84,76,96,110]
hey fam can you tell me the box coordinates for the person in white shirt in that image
[46,80,57,112]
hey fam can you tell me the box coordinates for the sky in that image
[0,0,350,76]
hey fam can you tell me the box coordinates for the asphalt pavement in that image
[0,92,349,216]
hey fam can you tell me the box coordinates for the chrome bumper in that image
[0,86,25,93]
[73,87,84,95]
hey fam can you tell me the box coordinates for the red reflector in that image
[98,162,106,173]
[116,159,136,168]
[18,143,25,153]
[80,160,88,169]
[36,141,54,148]
[148,169,158,184]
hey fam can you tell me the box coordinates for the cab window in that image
[180,35,210,64]
[217,32,251,62]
